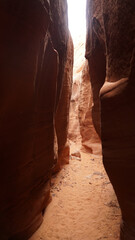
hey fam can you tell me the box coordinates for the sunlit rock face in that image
[86,0,135,239]
[68,36,85,151]
[68,35,101,155]
[79,61,101,155]
[0,0,72,239]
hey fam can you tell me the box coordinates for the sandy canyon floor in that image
[29,36,121,240]
[29,151,121,240]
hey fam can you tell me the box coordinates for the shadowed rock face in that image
[49,0,69,108]
[86,0,106,138]
[86,0,135,239]
[0,0,72,239]
[55,34,74,171]
[49,0,73,172]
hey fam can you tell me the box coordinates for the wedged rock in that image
[86,0,135,239]
[71,150,81,159]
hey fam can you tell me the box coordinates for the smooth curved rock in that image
[49,0,69,108]
[86,0,135,238]
[49,0,73,171]
[86,0,106,138]
[55,33,73,171]
[0,0,71,239]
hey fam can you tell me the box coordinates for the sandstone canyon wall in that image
[0,1,72,239]
[86,0,106,138]
[68,36,101,156]
[79,61,101,155]
[49,0,73,172]
[86,0,135,239]
[54,34,73,170]
[68,37,85,151]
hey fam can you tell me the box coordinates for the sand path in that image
[29,35,121,240]
[29,151,121,240]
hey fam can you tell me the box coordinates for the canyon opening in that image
[0,1,135,240]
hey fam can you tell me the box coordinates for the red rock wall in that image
[0,0,72,239]
[49,0,73,170]
[86,0,135,239]
[68,37,85,152]
[54,34,73,171]
[79,61,101,155]
[49,0,69,108]
[86,0,106,137]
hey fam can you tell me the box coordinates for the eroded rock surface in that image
[69,36,101,156]
[79,60,101,155]
[0,1,72,239]
[55,33,73,171]
[68,36,85,151]
[86,0,135,239]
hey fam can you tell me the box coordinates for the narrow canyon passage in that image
[1,1,135,240]
[29,37,121,240]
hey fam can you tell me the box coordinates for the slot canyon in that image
[0,1,135,240]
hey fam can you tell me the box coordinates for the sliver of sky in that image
[67,0,86,40]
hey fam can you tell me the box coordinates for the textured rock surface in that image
[49,0,73,171]
[0,0,71,239]
[49,0,69,108]
[68,36,85,151]
[69,36,101,156]
[86,0,106,137]
[79,61,101,155]
[86,0,135,239]
[54,33,73,171]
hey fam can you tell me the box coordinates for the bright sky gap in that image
[67,0,87,40]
